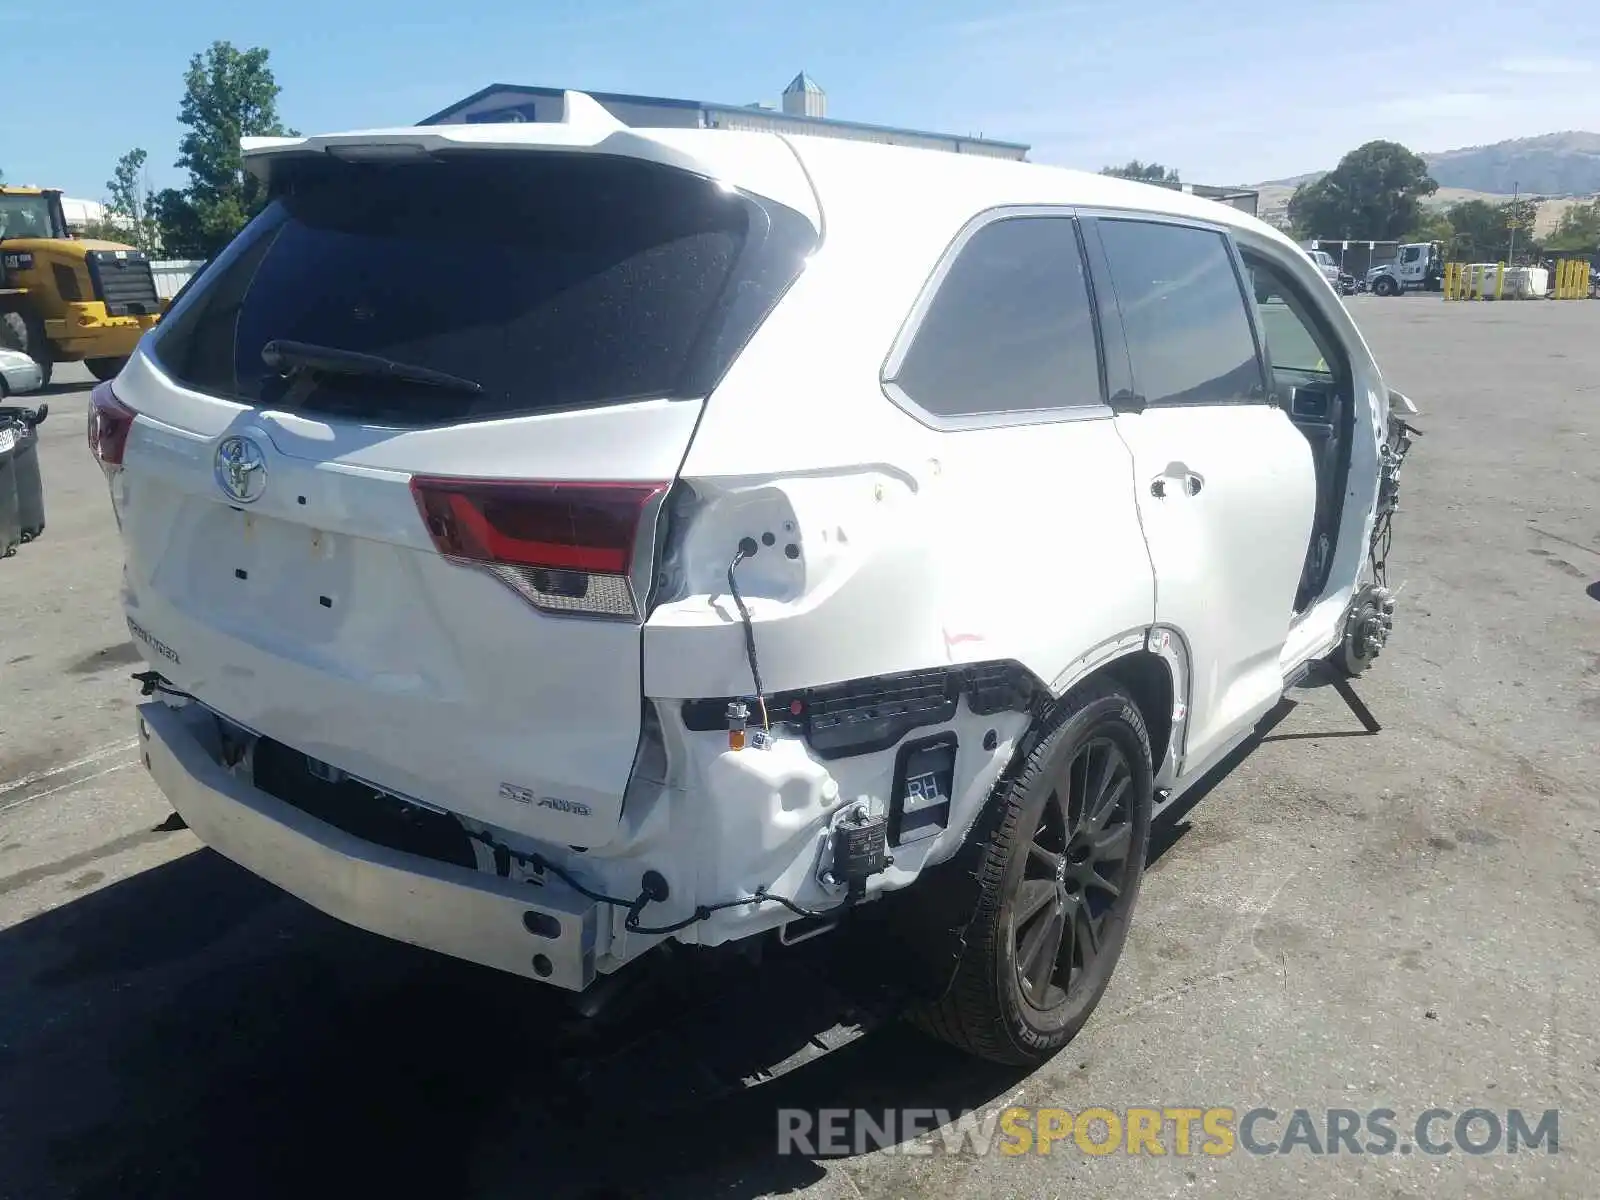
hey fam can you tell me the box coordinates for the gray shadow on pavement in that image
[0,844,1026,1200]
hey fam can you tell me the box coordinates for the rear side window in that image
[889,215,1103,420]
[150,153,814,424]
[1095,219,1264,407]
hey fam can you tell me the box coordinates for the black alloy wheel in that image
[909,681,1154,1066]
[1011,735,1138,1013]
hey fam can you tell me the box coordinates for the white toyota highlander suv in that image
[95,93,1417,1066]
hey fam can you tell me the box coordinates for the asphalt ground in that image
[1,298,1597,1199]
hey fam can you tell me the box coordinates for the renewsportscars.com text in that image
[777,1106,1560,1158]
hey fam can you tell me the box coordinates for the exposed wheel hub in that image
[1340,583,1396,674]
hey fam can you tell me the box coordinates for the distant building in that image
[1173,183,1259,219]
[421,73,1030,161]
[59,196,117,233]
[782,71,826,119]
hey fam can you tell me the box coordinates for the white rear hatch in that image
[98,102,819,849]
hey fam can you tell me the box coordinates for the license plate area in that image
[180,504,360,636]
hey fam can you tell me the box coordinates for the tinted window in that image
[1096,219,1263,406]
[0,193,59,239]
[892,215,1102,418]
[151,154,814,424]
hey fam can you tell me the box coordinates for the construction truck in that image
[0,186,164,385]
[1365,242,1445,296]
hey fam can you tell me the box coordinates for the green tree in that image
[79,218,128,242]
[1101,160,1180,185]
[1445,197,1539,261]
[156,41,293,258]
[1443,199,1498,259]
[1287,140,1438,239]
[104,148,162,253]
[1501,196,1539,263]
[1407,210,1455,246]
[1546,198,1600,251]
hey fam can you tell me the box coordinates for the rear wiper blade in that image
[261,339,483,395]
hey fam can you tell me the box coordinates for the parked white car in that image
[0,346,44,397]
[94,93,1417,1067]
[1306,247,1341,288]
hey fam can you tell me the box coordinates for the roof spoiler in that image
[241,89,625,168]
[238,90,823,232]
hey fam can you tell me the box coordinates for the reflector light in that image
[410,477,668,619]
[87,381,136,469]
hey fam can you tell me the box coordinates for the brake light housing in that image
[410,476,669,620]
[87,381,136,471]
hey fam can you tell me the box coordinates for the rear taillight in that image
[87,381,136,469]
[409,476,668,619]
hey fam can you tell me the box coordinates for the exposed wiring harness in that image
[727,542,770,730]
[1370,509,1396,588]
[131,668,830,935]
[133,670,197,702]
[1370,417,1420,588]
[462,826,838,935]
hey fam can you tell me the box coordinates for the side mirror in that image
[30,402,47,426]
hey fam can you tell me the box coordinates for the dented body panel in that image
[105,109,1410,991]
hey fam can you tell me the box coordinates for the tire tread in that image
[908,678,1151,1064]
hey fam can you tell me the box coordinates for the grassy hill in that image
[1254,132,1600,236]
[1255,185,1589,238]
[1427,132,1600,195]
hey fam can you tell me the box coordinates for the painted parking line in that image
[0,739,141,816]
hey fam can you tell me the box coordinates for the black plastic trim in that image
[84,250,159,317]
[678,659,1046,760]
[888,731,958,847]
[52,263,82,302]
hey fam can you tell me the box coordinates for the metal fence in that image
[149,259,204,300]
[1307,240,1400,280]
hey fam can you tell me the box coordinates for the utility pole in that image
[1507,180,1520,266]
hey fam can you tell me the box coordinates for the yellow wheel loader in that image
[0,186,164,386]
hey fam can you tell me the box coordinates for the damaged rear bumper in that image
[136,700,601,990]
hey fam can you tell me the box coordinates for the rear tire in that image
[0,310,52,386]
[86,356,128,382]
[908,680,1154,1067]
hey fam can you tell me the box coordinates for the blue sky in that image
[5,0,1599,201]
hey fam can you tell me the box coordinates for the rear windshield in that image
[149,152,813,423]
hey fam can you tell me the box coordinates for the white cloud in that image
[1497,56,1594,75]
